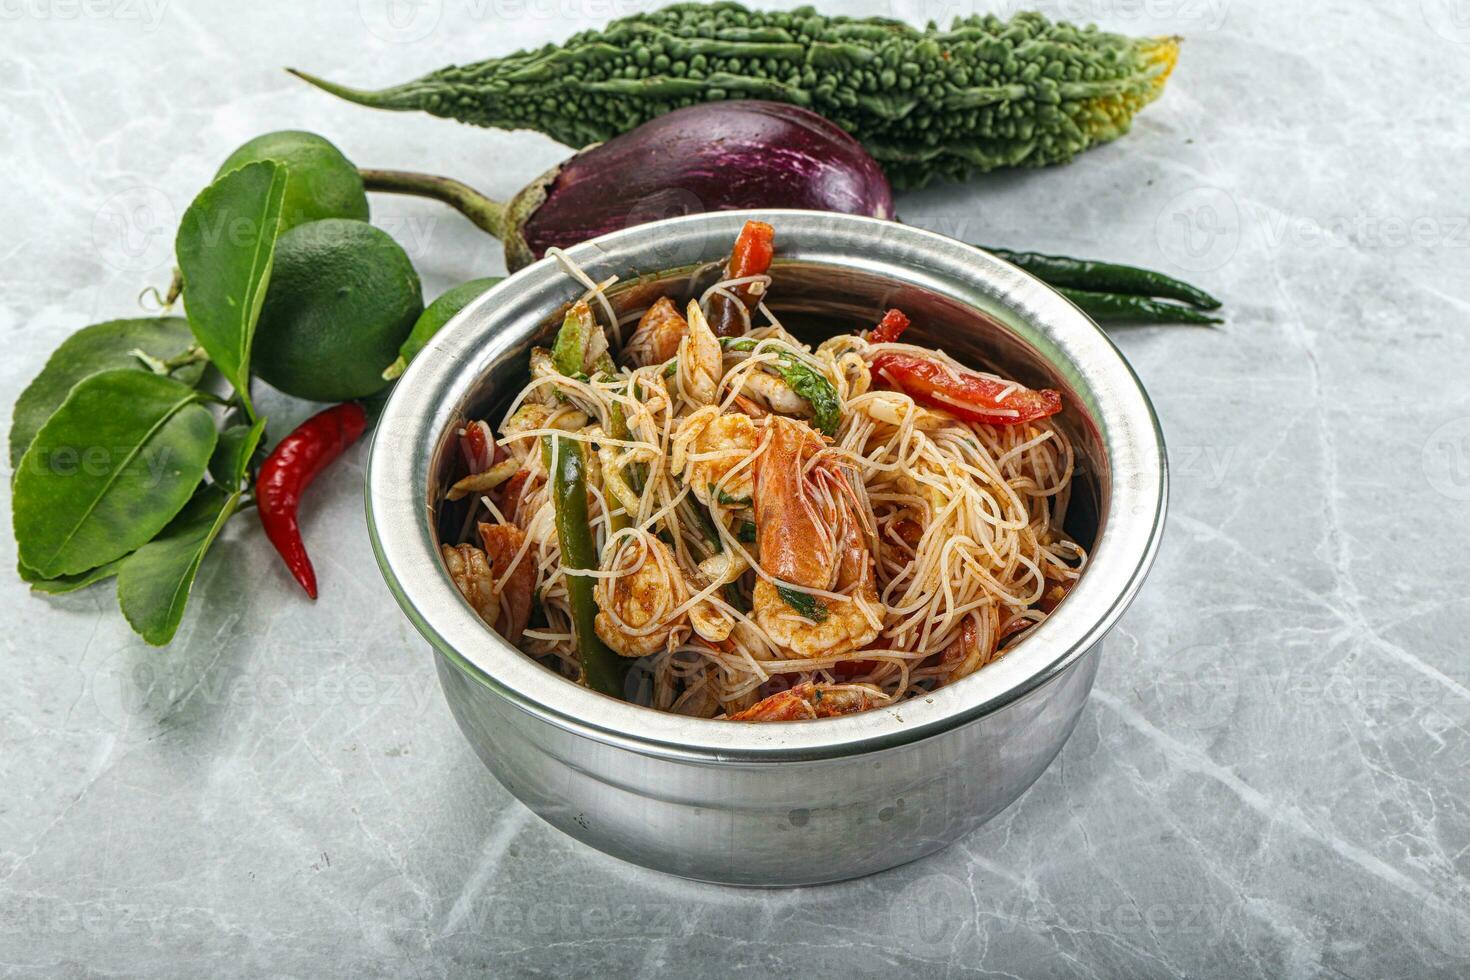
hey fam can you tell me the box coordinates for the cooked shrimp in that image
[624,296,688,367]
[676,301,722,407]
[671,407,760,508]
[727,682,883,721]
[689,599,736,644]
[500,403,588,462]
[440,527,535,644]
[686,551,746,643]
[934,606,999,686]
[859,390,952,433]
[478,523,535,644]
[739,369,809,417]
[751,417,880,659]
[594,535,691,657]
[442,544,498,624]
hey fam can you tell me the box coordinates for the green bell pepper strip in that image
[544,435,625,697]
[551,303,594,376]
[551,301,617,378]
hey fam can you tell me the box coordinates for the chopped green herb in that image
[776,584,828,622]
[710,484,752,507]
[719,338,840,436]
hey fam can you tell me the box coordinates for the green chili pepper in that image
[1059,288,1223,326]
[983,246,1222,310]
[551,303,596,377]
[601,385,650,534]
[545,434,624,698]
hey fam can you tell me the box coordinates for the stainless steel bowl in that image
[366,210,1167,886]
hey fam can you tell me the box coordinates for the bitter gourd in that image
[290,3,1180,189]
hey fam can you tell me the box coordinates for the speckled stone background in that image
[3,1,1468,977]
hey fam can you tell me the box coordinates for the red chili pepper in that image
[256,402,368,599]
[459,420,495,473]
[870,352,1062,426]
[710,219,775,337]
[868,308,911,344]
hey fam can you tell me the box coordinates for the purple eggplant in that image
[358,100,893,272]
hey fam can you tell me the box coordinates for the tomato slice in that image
[729,220,774,280]
[869,352,1061,426]
[498,468,532,526]
[868,308,911,344]
[711,220,775,337]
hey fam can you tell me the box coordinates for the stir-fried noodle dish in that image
[440,221,1086,722]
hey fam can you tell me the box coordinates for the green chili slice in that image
[545,434,624,698]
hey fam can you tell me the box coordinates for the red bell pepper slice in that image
[870,352,1062,426]
[868,308,911,344]
[710,220,775,337]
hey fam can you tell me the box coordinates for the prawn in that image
[728,682,883,721]
[593,534,691,657]
[751,417,880,659]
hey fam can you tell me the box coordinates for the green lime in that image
[254,219,423,401]
[382,277,502,380]
[216,130,368,231]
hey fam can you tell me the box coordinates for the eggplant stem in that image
[358,168,507,240]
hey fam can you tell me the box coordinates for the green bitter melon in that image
[291,3,1180,189]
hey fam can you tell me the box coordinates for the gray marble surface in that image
[3,1,1468,977]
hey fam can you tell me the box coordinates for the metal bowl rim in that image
[365,209,1167,763]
